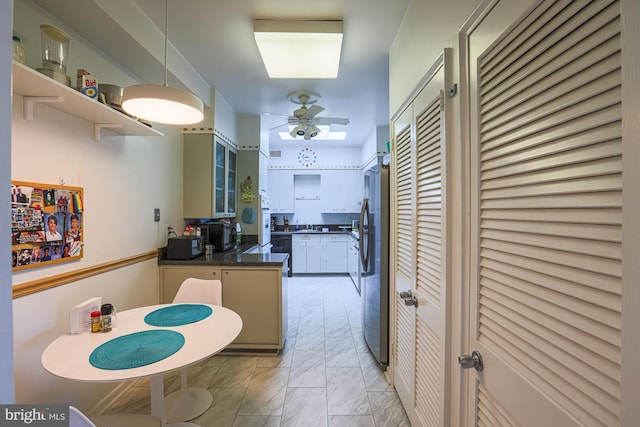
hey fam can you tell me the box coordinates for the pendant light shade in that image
[121,0,204,125]
[122,84,204,125]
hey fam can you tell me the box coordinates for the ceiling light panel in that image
[254,20,343,78]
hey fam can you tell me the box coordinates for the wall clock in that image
[297,148,317,168]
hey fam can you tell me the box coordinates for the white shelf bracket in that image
[93,123,124,141]
[23,96,64,121]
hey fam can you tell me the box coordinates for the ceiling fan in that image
[269,90,350,140]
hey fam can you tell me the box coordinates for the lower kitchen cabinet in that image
[161,267,222,303]
[160,265,287,351]
[292,233,348,273]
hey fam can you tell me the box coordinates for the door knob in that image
[458,350,483,372]
[399,290,418,307]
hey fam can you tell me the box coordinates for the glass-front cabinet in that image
[183,134,237,219]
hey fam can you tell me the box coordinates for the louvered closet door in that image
[467,1,622,426]
[392,51,451,427]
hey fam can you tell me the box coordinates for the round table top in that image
[41,304,242,383]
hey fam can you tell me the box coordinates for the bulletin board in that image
[11,181,84,271]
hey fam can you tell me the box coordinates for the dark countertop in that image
[158,243,289,267]
[272,230,352,235]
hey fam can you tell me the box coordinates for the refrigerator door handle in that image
[359,198,369,271]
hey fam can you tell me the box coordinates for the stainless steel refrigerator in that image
[359,163,390,366]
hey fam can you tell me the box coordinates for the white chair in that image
[164,278,222,422]
[69,406,162,427]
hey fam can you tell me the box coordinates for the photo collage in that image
[11,182,84,270]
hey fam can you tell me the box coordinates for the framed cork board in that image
[11,181,84,271]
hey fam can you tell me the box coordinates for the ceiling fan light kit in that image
[273,90,350,140]
[253,20,343,78]
[122,0,204,125]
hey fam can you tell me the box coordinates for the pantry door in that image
[465,0,626,425]
[392,50,453,427]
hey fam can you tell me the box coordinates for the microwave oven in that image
[205,221,236,252]
[167,236,204,260]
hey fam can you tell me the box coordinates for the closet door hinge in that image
[439,90,445,111]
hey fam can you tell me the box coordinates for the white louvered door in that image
[392,51,452,427]
[466,1,623,425]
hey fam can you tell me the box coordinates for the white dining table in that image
[41,303,242,427]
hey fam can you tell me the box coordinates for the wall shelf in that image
[12,61,164,141]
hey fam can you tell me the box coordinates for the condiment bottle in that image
[90,310,101,333]
[101,304,114,332]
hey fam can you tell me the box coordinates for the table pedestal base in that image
[164,387,213,422]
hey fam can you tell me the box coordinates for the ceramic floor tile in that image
[237,367,289,416]
[326,367,371,416]
[280,387,327,427]
[324,336,359,367]
[327,415,376,427]
[100,275,411,426]
[294,326,325,351]
[257,339,295,368]
[191,387,246,427]
[288,350,326,388]
[358,352,394,392]
[232,415,282,427]
[368,391,411,427]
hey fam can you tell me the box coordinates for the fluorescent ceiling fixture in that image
[279,125,346,140]
[254,20,343,78]
[122,0,204,125]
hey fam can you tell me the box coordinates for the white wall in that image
[389,0,479,115]
[11,0,184,412]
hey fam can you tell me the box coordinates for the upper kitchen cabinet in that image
[268,169,295,213]
[184,134,237,219]
[320,170,362,213]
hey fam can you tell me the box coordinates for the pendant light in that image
[122,0,204,125]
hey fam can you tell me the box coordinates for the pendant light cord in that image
[163,0,169,87]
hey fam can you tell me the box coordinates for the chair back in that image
[173,278,222,305]
[69,406,96,427]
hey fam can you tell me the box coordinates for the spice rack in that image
[12,61,164,141]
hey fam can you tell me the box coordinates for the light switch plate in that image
[154,208,160,222]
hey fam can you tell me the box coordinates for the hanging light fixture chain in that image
[163,0,169,87]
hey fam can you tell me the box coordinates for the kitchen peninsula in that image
[158,244,288,353]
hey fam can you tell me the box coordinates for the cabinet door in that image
[306,239,322,272]
[160,267,222,303]
[226,147,237,216]
[183,135,214,218]
[321,170,361,213]
[268,170,294,213]
[222,269,280,346]
[321,240,348,272]
[292,240,307,272]
[214,138,226,216]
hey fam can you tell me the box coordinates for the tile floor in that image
[102,275,410,426]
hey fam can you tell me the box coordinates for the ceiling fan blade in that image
[269,122,289,131]
[305,105,325,118]
[263,112,291,118]
[314,117,350,125]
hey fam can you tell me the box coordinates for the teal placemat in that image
[89,330,184,370]
[144,304,213,327]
